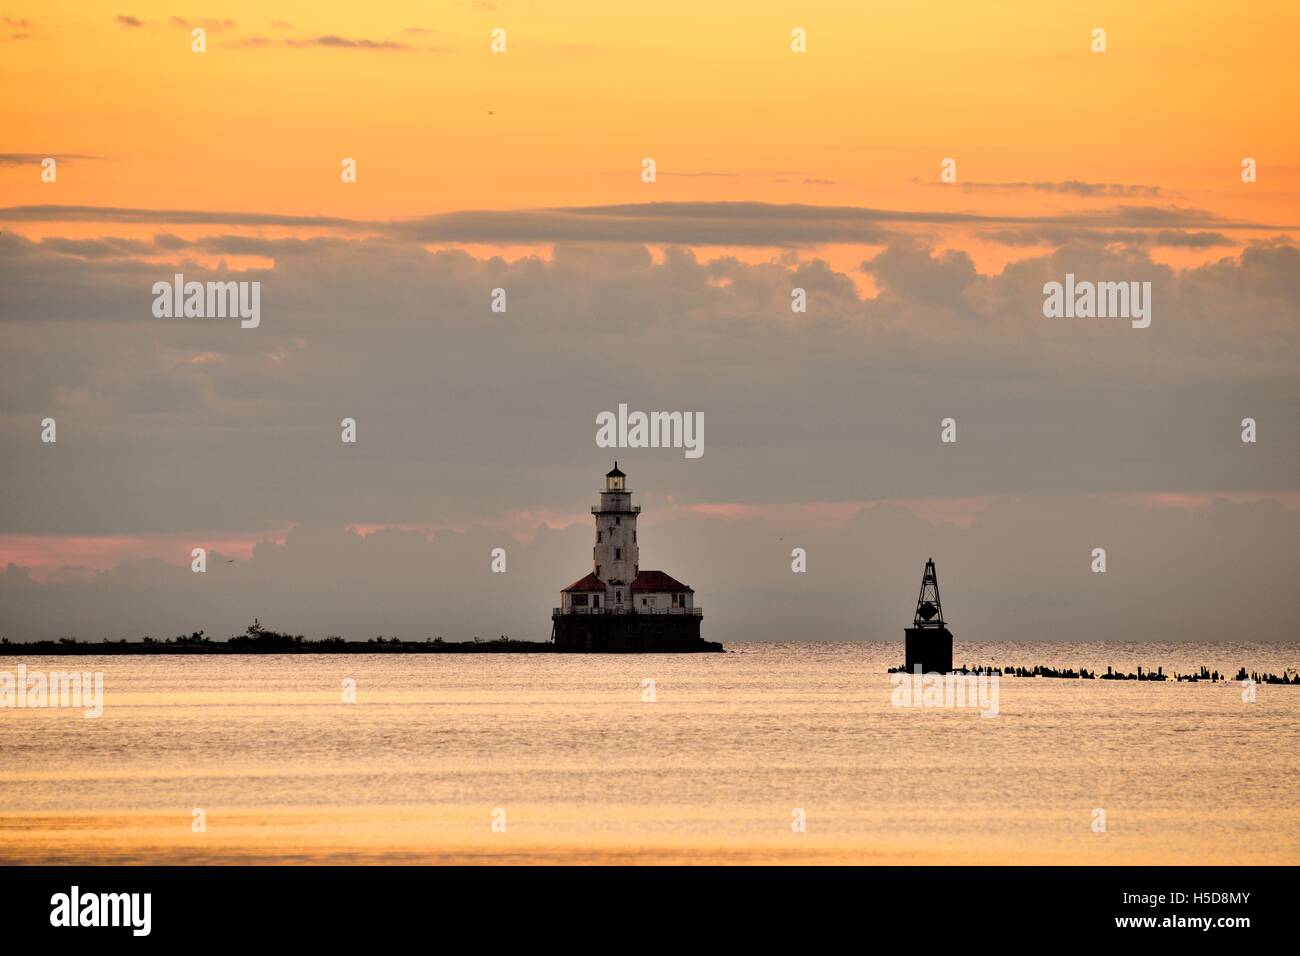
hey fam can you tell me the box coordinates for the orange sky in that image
[2,0,1297,273]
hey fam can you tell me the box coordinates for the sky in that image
[1,2,1297,642]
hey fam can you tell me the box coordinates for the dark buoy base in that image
[904,626,953,673]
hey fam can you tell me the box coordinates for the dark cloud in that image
[0,204,373,229]
[36,236,157,259]
[115,15,145,28]
[0,229,1294,504]
[2,201,1293,247]
[979,228,1236,249]
[953,181,1165,198]
[0,154,103,166]
[395,202,1287,246]
[169,16,236,32]
[287,35,412,50]
[862,239,977,307]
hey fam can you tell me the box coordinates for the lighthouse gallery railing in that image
[553,606,701,616]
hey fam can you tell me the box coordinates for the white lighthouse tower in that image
[553,463,711,650]
[592,462,639,607]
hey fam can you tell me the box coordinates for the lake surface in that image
[1,641,1297,864]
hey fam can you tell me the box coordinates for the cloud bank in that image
[0,227,1296,641]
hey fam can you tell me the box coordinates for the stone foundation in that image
[552,614,721,652]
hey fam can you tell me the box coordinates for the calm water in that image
[1,641,1297,864]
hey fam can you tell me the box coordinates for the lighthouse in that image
[591,462,639,605]
[552,463,720,652]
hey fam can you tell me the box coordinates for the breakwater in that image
[887,663,1299,684]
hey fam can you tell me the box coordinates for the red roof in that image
[562,572,606,593]
[631,570,693,593]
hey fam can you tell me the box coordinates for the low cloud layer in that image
[0,228,1296,641]
[3,200,1291,247]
